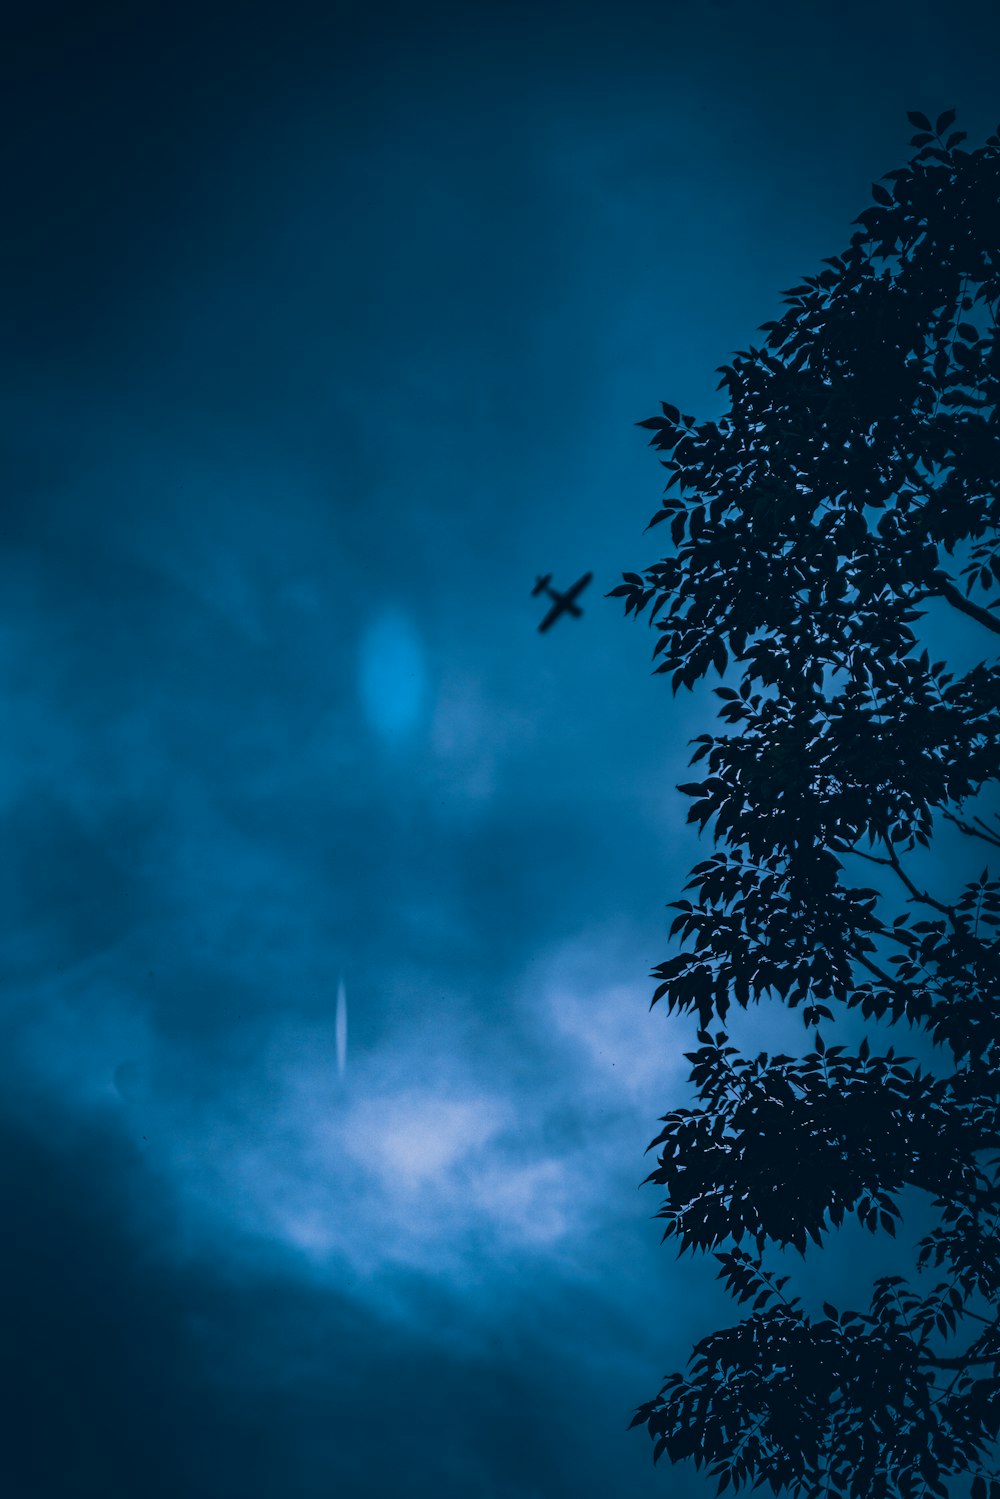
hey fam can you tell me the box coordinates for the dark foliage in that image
[613,113,1000,1499]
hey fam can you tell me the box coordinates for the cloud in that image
[3,916,678,1311]
[429,666,534,802]
[130,999,588,1292]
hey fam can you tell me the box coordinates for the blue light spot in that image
[359,608,426,744]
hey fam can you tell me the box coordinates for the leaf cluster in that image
[619,115,1000,1499]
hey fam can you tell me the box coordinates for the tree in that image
[614,111,1000,1499]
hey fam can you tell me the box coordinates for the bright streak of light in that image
[336,977,347,1078]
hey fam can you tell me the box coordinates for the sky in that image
[2,2,1000,1495]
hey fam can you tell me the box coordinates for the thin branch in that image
[883,841,958,923]
[868,920,919,951]
[943,811,1000,851]
[855,952,911,992]
[839,838,958,924]
[840,844,894,870]
[921,1352,1000,1370]
[936,580,1000,638]
[961,1307,999,1328]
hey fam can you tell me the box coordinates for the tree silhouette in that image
[614,113,1000,1499]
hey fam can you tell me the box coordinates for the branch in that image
[868,920,919,951]
[883,842,958,923]
[921,1305,1000,1373]
[839,839,958,924]
[961,1308,1000,1327]
[855,952,910,992]
[943,811,1000,851]
[840,845,894,870]
[936,580,1000,638]
[921,1352,1000,1370]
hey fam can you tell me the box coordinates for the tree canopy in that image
[614,111,1000,1499]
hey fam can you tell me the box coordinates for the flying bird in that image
[532,571,593,633]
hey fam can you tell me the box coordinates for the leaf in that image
[935,107,956,135]
[712,638,728,677]
[907,110,933,131]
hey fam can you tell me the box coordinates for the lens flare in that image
[358,608,426,745]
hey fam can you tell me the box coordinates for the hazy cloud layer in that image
[4,1,1000,1493]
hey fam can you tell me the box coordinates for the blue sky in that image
[3,2,1000,1494]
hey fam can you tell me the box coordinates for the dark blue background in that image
[3,3,999,1494]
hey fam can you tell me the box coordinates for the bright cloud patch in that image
[345,1092,500,1186]
[215,1028,579,1280]
[6,929,678,1312]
